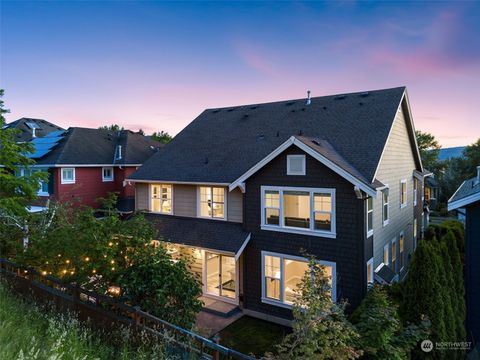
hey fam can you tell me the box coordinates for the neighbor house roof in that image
[32,127,161,166]
[448,174,480,211]
[129,87,421,191]
[3,118,64,142]
[145,213,251,259]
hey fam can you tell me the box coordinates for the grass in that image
[0,281,170,360]
[217,316,291,357]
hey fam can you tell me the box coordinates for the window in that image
[261,186,335,238]
[262,251,336,307]
[382,189,389,226]
[287,155,306,175]
[102,167,114,182]
[383,243,389,265]
[391,239,397,272]
[366,197,373,237]
[199,186,225,219]
[413,178,418,206]
[151,184,172,214]
[367,258,374,285]
[17,168,49,195]
[400,179,407,208]
[61,168,75,184]
[399,232,405,270]
[413,219,418,250]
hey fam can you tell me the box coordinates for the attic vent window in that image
[287,155,306,176]
[115,145,122,160]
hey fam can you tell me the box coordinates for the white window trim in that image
[382,188,389,227]
[413,178,418,206]
[61,167,75,184]
[149,184,173,215]
[400,179,407,209]
[261,250,337,308]
[366,197,373,238]
[286,155,306,176]
[383,243,389,266]
[261,186,336,238]
[367,257,374,285]
[197,186,227,221]
[399,231,405,272]
[102,167,114,182]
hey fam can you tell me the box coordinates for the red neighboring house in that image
[20,125,161,212]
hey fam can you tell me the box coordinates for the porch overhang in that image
[144,213,251,259]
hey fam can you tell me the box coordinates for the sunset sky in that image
[1,1,479,147]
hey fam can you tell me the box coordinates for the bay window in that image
[151,184,172,214]
[199,186,225,219]
[262,251,336,307]
[261,186,336,238]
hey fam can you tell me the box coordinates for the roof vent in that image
[257,134,265,141]
[227,108,234,112]
[306,90,311,105]
[212,109,220,113]
[204,157,209,164]
[335,95,346,100]
[298,130,303,136]
[360,92,369,97]
[359,102,364,106]
[312,139,321,146]
[242,114,249,119]
[323,106,327,110]
[276,131,280,137]
[250,106,258,110]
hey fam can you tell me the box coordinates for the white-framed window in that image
[286,155,306,175]
[261,251,336,307]
[150,184,172,214]
[102,167,114,182]
[261,186,336,238]
[382,189,389,226]
[17,168,49,195]
[400,179,407,208]
[413,218,418,250]
[391,238,397,272]
[399,231,405,271]
[61,168,75,184]
[366,197,373,237]
[413,178,418,206]
[367,258,374,285]
[198,186,226,219]
[383,243,389,265]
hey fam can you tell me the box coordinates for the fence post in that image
[133,306,142,330]
[212,334,221,360]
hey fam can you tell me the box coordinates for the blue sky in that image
[1,1,479,146]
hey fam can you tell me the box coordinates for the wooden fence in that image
[0,258,254,360]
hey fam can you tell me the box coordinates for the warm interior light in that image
[108,286,121,295]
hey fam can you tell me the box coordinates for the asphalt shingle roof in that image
[129,87,407,184]
[5,118,64,142]
[144,213,250,254]
[449,176,480,204]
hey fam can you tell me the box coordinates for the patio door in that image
[205,252,236,300]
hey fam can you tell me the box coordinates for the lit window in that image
[391,239,397,272]
[383,244,389,265]
[366,197,373,237]
[382,190,389,226]
[413,178,418,206]
[399,232,404,270]
[261,187,335,237]
[413,219,418,250]
[151,184,172,214]
[61,168,75,184]
[262,252,336,306]
[367,258,374,284]
[102,167,114,182]
[400,180,407,208]
[199,186,225,219]
[287,155,306,175]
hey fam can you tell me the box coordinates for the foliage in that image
[351,285,429,360]
[98,124,124,131]
[415,130,443,174]
[151,130,173,144]
[268,256,361,360]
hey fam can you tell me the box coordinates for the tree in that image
[151,130,172,144]
[98,124,124,131]
[415,130,443,173]
[462,138,480,179]
[268,256,361,360]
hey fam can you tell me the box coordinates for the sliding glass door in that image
[205,252,236,300]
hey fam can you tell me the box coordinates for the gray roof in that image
[35,127,161,165]
[4,118,64,142]
[449,176,480,205]
[130,87,409,184]
[145,213,250,254]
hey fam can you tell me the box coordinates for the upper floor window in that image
[102,167,114,182]
[151,184,172,214]
[367,258,374,285]
[413,218,418,250]
[366,197,373,237]
[17,168,49,195]
[413,178,418,206]
[399,232,405,271]
[400,179,407,208]
[383,243,389,265]
[61,168,75,184]
[286,155,306,175]
[261,186,336,238]
[199,186,225,219]
[391,238,397,273]
[382,189,389,226]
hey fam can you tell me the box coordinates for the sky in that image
[1,1,479,147]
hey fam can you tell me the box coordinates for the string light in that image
[110,260,115,264]
[92,269,97,274]
[41,271,47,276]
[65,260,70,264]
[62,269,67,274]
[84,257,90,262]
[111,267,115,271]
[108,242,113,247]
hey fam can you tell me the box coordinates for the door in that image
[205,252,236,300]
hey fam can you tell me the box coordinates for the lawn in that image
[0,281,167,360]
[217,316,291,357]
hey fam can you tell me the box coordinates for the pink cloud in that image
[232,40,279,76]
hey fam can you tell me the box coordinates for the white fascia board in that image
[129,179,231,186]
[35,164,142,167]
[235,233,251,261]
[229,136,377,198]
[448,190,480,211]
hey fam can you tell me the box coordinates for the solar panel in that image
[34,143,58,151]
[44,130,65,138]
[29,149,51,158]
[32,137,62,145]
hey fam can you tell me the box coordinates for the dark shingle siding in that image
[130,87,406,184]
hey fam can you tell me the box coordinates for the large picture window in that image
[199,186,225,219]
[151,184,172,214]
[262,251,336,307]
[261,186,336,238]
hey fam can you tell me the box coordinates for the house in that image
[448,166,480,343]
[128,87,427,325]
[19,127,161,212]
[2,117,64,142]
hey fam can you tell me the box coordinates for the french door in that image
[205,252,236,300]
